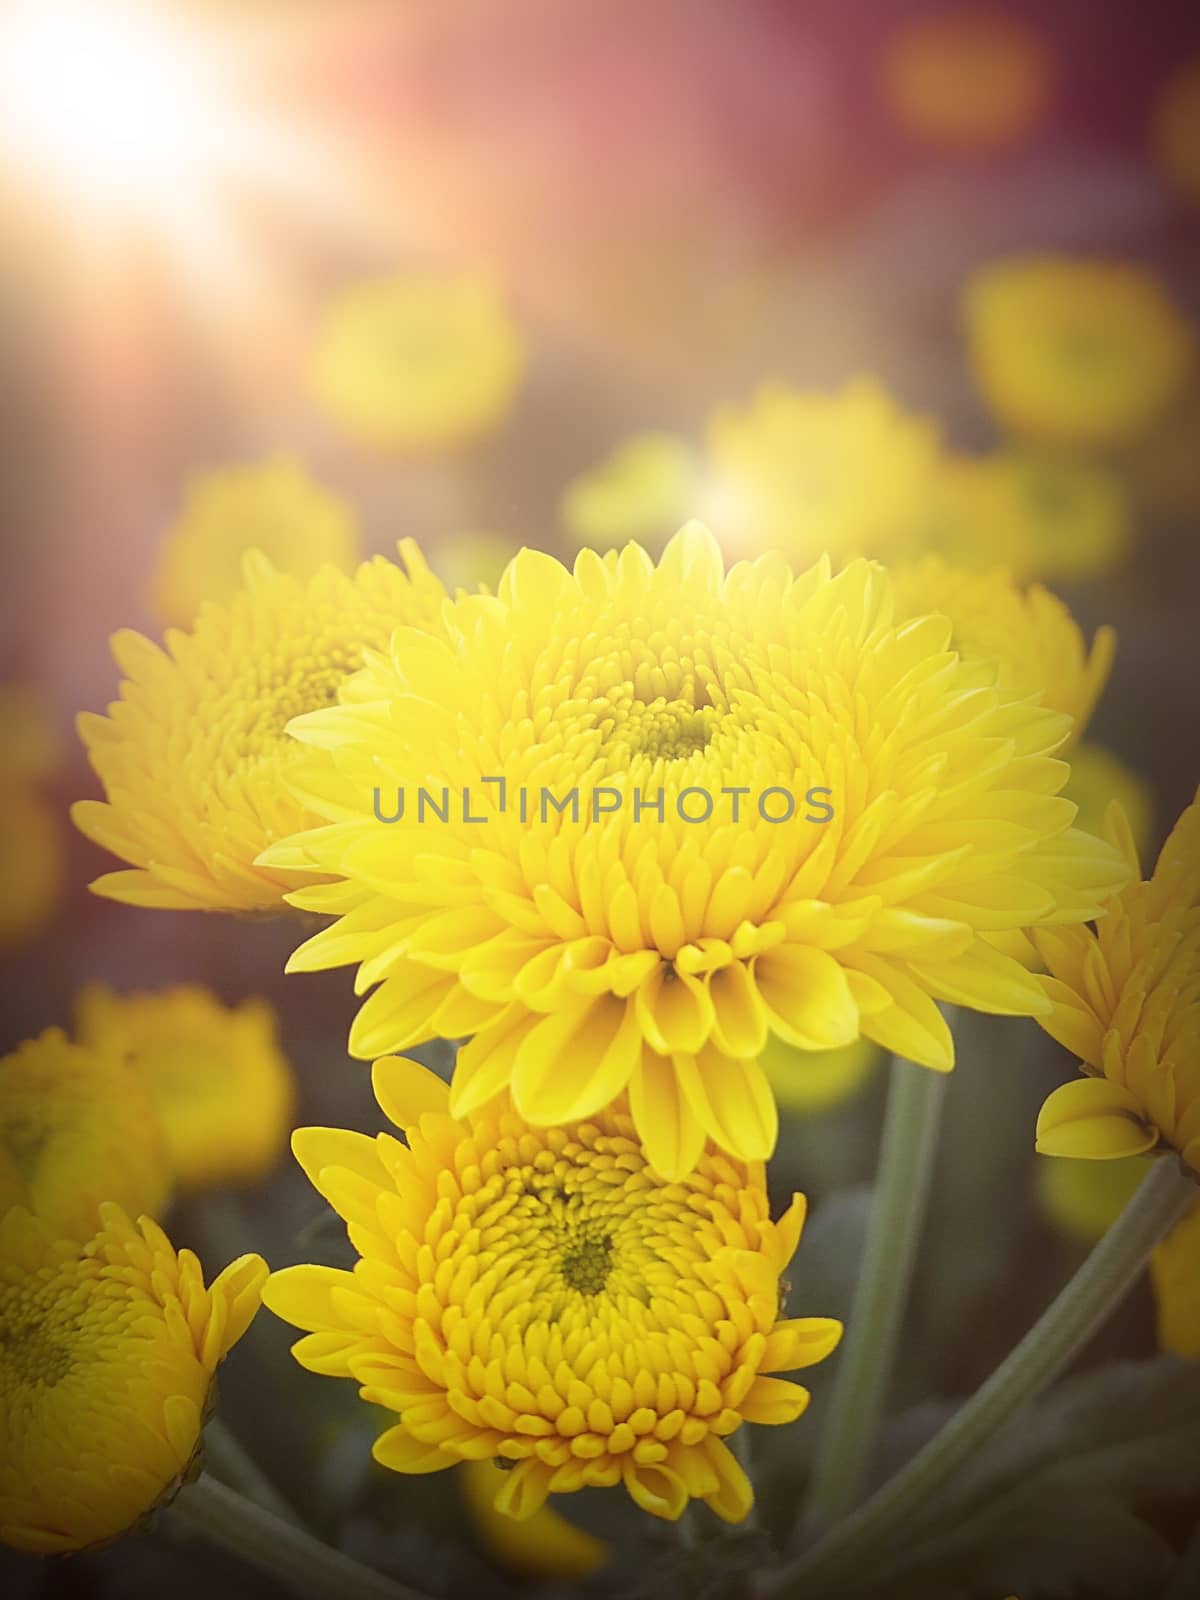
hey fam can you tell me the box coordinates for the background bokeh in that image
[2,1,1199,1596]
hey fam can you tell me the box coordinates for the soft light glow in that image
[0,0,226,221]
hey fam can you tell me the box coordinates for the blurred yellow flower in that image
[899,450,1130,581]
[762,1036,881,1115]
[460,1459,608,1579]
[987,451,1133,582]
[705,378,943,563]
[891,556,1114,745]
[881,5,1053,151]
[0,1202,266,1553]
[309,269,525,451]
[1035,789,1200,1170]
[75,985,295,1192]
[72,541,447,914]
[0,683,63,783]
[268,525,1125,1178]
[1037,1152,1200,1362]
[964,255,1195,448]
[265,1055,839,1524]
[149,457,360,629]
[1150,1201,1200,1358]
[1065,744,1154,859]
[1036,1153,1148,1245]
[560,433,699,551]
[0,1028,170,1241]
[898,452,1029,573]
[0,783,64,950]
[1153,58,1200,204]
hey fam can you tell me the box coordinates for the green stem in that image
[732,1426,759,1530]
[169,1472,430,1600]
[203,1417,303,1526]
[800,1054,948,1535]
[675,1506,698,1548]
[763,1155,1196,1598]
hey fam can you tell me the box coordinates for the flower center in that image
[240,652,360,760]
[559,1230,614,1295]
[0,1298,76,1389]
[598,693,717,766]
[625,701,714,761]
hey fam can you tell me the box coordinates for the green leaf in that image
[864,1355,1200,1598]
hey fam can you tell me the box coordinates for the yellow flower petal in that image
[1036,1079,1158,1160]
[371,1055,451,1131]
[460,1460,607,1576]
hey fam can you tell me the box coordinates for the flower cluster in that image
[45,245,1197,1558]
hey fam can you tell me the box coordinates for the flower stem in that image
[800,1054,948,1536]
[169,1472,430,1600]
[732,1426,759,1529]
[763,1155,1196,1598]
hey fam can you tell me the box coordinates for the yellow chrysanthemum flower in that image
[266,524,1126,1177]
[308,270,525,451]
[0,1202,266,1553]
[1153,58,1200,204]
[149,457,360,629]
[705,379,943,564]
[72,541,447,914]
[264,1055,839,1525]
[560,434,699,552]
[0,1029,171,1241]
[1065,744,1154,859]
[890,556,1114,746]
[461,1459,608,1579]
[881,5,1053,151]
[1035,788,1200,1171]
[74,985,295,1192]
[762,1037,881,1115]
[964,255,1196,448]
[0,783,65,950]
